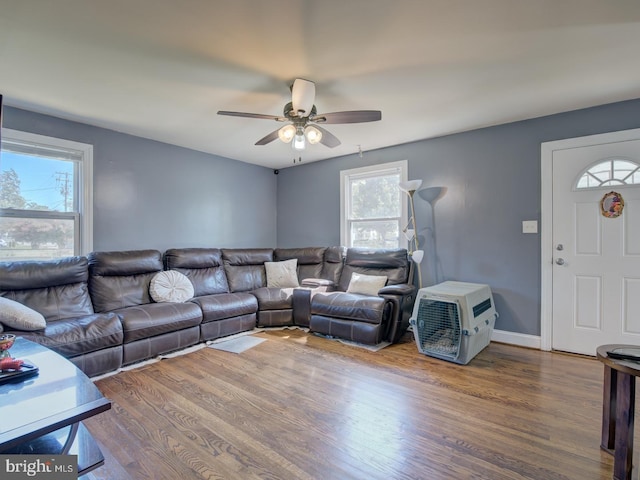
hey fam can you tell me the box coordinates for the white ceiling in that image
[2,0,640,169]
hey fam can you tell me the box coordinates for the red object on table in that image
[0,357,24,371]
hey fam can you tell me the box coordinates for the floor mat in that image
[312,332,392,352]
[208,335,266,354]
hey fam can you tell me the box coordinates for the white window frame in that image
[0,128,93,255]
[340,160,408,248]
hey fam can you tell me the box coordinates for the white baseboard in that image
[491,329,541,349]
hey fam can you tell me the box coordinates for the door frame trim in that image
[540,128,640,351]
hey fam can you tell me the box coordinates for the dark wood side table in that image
[597,344,640,480]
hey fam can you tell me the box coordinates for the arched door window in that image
[576,158,640,189]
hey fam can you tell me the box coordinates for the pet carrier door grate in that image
[414,298,462,359]
[410,281,497,364]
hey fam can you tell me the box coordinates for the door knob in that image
[555,258,565,265]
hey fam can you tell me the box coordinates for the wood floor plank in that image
[82,329,620,479]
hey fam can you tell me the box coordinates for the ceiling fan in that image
[217,78,382,151]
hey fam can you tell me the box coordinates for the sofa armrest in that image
[378,283,416,343]
[294,279,337,326]
[378,283,415,296]
[292,288,312,327]
[301,278,336,291]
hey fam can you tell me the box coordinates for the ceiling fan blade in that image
[217,111,286,122]
[291,79,316,118]
[255,129,281,146]
[314,125,341,148]
[312,110,382,124]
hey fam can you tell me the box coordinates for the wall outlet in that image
[522,220,538,234]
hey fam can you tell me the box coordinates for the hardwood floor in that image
[82,329,617,479]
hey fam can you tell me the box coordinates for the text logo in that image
[1,455,77,479]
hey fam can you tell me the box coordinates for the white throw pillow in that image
[0,296,46,331]
[150,270,194,303]
[265,259,299,288]
[346,272,388,296]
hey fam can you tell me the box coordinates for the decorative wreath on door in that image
[600,191,624,218]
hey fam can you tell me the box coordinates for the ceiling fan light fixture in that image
[292,128,306,150]
[278,124,296,143]
[304,125,322,144]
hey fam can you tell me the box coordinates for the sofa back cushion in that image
[338,248,409,292]
[274,247,326,283]
[88,250,163,312]
[222,249,273,292]
[322,246,346,285]
[164,248,229,297]
[0,256,95,322]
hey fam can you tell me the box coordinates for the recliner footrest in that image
[310,292,386,324]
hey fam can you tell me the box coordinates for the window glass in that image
[576,158,640,189]
[0,216,75,258]
[0,130,92,261]
[341,161,407,249]
[1,153,75,211]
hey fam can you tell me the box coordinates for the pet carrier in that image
[410,281,497,364]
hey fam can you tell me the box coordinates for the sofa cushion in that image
[0,297,46,331]
[222,249,273,292]
[88,249,163,277]
[190,292,258,323]
[3,282,96,323]
[321,246,346,285]
[90,273,157,313]
[114,302,203,343]
[252,287,294,311]
[164,248,230,296]
[150,271,194,303]
[265,259,299,288]
[88,250,163,312]
[0,256,89,290]
[0,256,95,321]
[346,273,387,296]
[275,247,326,282]
[311,292,387,324]
[8,313,123,357]
[338,248,409,291]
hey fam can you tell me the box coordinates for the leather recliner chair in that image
[308,248,416,345]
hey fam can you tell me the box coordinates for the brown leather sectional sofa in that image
[0,247,416,377]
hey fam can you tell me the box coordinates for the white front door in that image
[546,133,640,355]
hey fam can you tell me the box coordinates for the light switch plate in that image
[522,220,538,234]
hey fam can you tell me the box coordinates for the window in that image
[340,160,408,249]
[576,158,640,189]
[0,129,93,261]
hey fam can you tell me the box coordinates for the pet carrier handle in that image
[463,317,493,335]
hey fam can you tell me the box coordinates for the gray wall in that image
[276,99,640,336]
[4,106,277,252]
[5,99,640,337]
